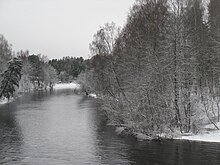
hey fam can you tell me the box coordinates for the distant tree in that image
[28,54,42,87]
[49,56,86,82]
[16,50,34,93]
[59,71,69,82]
[0,58,22,100]
[42,65,58,88]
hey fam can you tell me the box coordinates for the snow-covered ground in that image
[53,83,97,98]
[0,83,81,106]
[53,82,80,90]
[177,130,220,143]
[115,123,220,143]
[0,98,14,106]
[176,122,220,143]
[88,93,97,98]
[0,98,9,105]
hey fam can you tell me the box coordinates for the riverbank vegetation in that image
[0,34,87,103]
[0,35,57,101]
[0,57,22,100]
[79,0,220,138]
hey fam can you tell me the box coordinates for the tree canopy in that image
[81,0,220,135]
[49,56,86,82]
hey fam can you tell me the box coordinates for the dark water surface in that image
[1,89,220,165]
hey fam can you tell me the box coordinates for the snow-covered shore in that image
[114,122,220,143]
[176,122,220,143]
[0,82,97,106]
[0,98,9,105]
[177,130,220,143]
[53,82,97,98]
[53,82,80,90]
[0,83,81,106]
[0,97,14,106]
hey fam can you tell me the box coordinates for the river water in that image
[1,89,220,165]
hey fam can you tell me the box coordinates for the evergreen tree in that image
[0,57,22,100]
[49,56,86,82]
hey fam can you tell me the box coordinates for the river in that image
[1,89,220,165]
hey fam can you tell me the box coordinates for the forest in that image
[0,35,85,101]
[0,37,58,100]
[49,57,86,82]
[79,0,220,137]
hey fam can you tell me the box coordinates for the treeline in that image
[19,51,58,91]
[49,57,86,82]
[80,0,220,136]
[0,35,58,100]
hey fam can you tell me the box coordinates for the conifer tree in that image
[0,57,22,100]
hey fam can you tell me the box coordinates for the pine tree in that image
[0,57,22,100]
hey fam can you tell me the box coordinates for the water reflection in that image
[0,103,23,164]
[124,140,220,165]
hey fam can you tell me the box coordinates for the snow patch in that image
[53,83,80,90]
[0,98,14,106]
[176,122,220,143]
[88,93,97,98]
[177,130,220,143]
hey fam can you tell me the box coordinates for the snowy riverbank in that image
[0,97,15,106]
[177,130,220,143]
[176,122,220,143]
[0,83,81,106]
[53,82,81,90]
[114,122,220,143]
[0,82,97,106]
[53,83,97,98]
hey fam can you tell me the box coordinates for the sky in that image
[0,0,135,59]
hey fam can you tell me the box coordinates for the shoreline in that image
[87,93,220,144]
[53,82,80,90]
[0,82,82,106]
[113,124,220,143]
[175,129,220,143]
[3,84,220,144]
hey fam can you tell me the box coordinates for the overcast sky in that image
[0,0,135,59]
